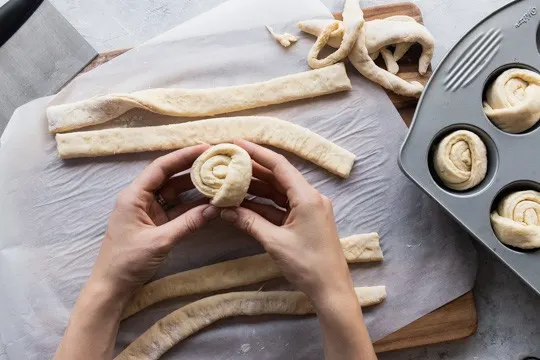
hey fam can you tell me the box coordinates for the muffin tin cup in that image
[399,0,540,294]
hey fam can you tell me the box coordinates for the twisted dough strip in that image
[46,63,351,133]
[491,190,540,249]
[115,287,386,360]
[483,68,540,133]
[55,116,356,178]
[191,144,252,207]
[307,0,363,69]
[433,130,487,191]
[122,233,382,319]
[298,13,426,97]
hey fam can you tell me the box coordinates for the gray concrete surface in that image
[44,0,540,358]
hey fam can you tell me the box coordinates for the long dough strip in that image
[55,116,356,178]
[47,63,351,133]
[122,233,382,319]
[115,286,386,360]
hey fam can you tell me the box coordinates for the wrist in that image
[82,276,133,314]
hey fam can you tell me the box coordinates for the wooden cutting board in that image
[79,2,477,353]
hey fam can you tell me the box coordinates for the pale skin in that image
[54,140,377,360]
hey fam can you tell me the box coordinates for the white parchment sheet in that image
[0,0,477,358]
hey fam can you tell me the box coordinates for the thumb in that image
[221,207,279,246]
[160,204,219,242]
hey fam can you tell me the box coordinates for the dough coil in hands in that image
[191,144,252,207]
[483,68,540,133]
[122,233,382,319]
[433,130,487,191]
[114,287,386,360]
[55,116,356,178]
[491,190,540,249]
[46,63,351,133]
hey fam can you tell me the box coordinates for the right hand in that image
[220,140,355,303]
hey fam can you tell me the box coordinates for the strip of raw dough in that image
[122,233,382,319]
[265,25,298,48]
[307,0,363,69]
[191,144,252,207]
[115,286,386,360]
[483,68,540,133]
[433,130,487,191]
[491,190,540,249]
[47,63,351,133]
[55,116,356,178]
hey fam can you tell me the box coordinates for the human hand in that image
[88,145,220,303]
[220,140,355,304]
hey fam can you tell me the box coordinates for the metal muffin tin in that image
[399,0,540,294]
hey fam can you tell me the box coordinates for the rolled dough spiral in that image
[190,144,252,207]
[491,190,540,249]
[483,68,540,133]
[433,130,487,191]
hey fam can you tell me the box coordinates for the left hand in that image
[88,144,219,303]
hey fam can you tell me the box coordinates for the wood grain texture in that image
[78,2,476,353]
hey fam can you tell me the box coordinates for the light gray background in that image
[16,0,540,358]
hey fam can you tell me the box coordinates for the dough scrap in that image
[483,68,540,133]
[191,144,252,207]
[115,287,386,360]
[55,116,356,178]
[47,63,351,133]
[265,25,298,47]
[298,13,434,97]
[433,130,487,191]
[122,233,382,319]
[491,190,540,249]
[306,0,363,69]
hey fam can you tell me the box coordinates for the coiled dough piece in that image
[491,190,540,249]
[483,68,540,133]
[122,233,382,319]
[191,144,252,207]
[433,130,487,191]
[115,287,386,360]
[55,116,356,178]
[47,63,351,133]
[306,0,363,69]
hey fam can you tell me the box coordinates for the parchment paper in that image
[0,0,477,359]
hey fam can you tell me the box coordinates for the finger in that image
[247,179,288,208]
[159,173,195,203]
[166,198,209,220]
[220,207,281,247]
[241,200,287,225]
[160,204,219,242]
[234,140,311,202]
[132,144,210,193]
[251,161,286,195]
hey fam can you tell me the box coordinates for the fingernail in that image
[221,209,238,222]
[202,205,219,220]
